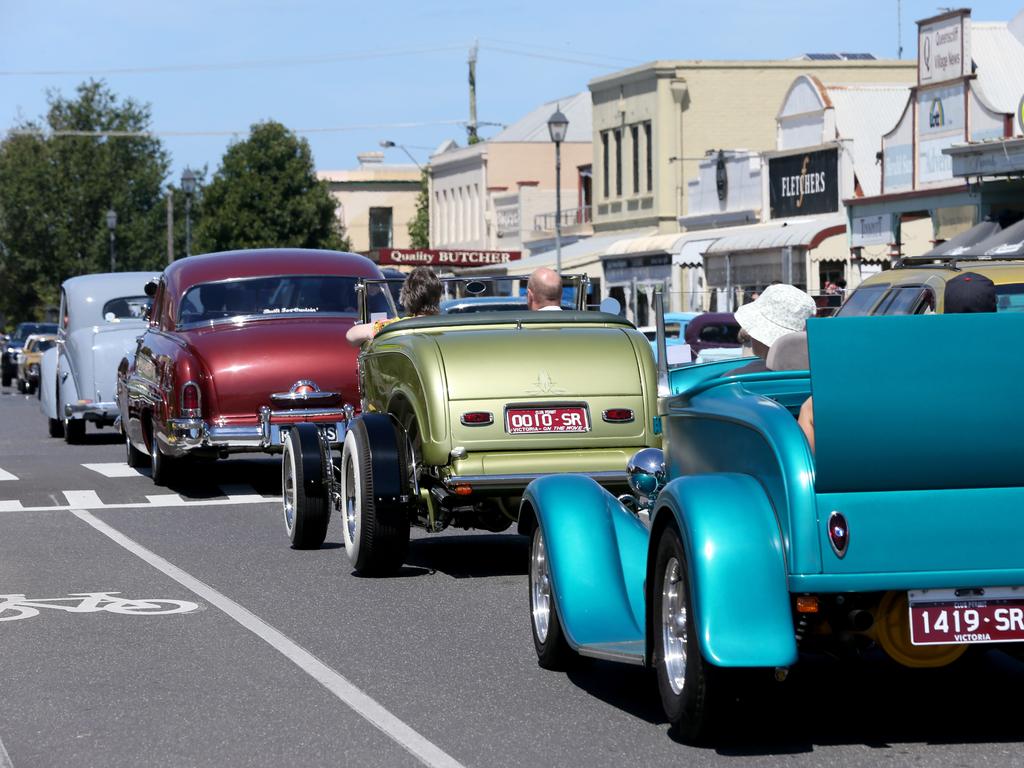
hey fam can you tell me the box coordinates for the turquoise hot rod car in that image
[519,311,1024,743]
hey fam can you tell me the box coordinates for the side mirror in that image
[144,279,158,298]
[599,297,621,315]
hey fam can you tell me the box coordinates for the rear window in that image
[27,338,55,353]
[996,284,1024,312]
[12,323,57,342]
[835,284,888,317]
[179,275,366,325]
[699,323,740,344]
[102,296,152,321]
[875,285,934,315]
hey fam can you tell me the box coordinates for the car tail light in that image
[181,381,201,418]
[828,511,849,558]
[460,411,493,426]
[795,596,819,613]
[294,383,315,395]
[602,408,634,423]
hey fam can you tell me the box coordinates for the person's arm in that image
[798,396,815,454]
[345,322,375,346]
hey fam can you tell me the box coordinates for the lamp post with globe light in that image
[547,106,569,276]
[181,167,196,258]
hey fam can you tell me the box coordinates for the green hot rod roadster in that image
[280,275,661,575]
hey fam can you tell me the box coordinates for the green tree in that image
[194,121,348,253]
[0,80,170,323]
[407,168,430,249]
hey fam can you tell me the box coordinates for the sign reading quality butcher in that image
[378,248,522,267]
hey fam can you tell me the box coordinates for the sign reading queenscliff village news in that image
[378,248,523,267]
[918,12,969,85]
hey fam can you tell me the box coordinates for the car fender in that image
[56,349,80,419]
[650,473,796,668]
[356,412,407,502]
[39,347,59,419]
[521,475,648,649]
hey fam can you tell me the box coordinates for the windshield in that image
[179,275,364,325]
[835,284,889,317]
[102,296,152,321]
[12,323,58,343]
[996,284,1024,312]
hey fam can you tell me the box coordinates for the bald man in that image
[526,267,563,311]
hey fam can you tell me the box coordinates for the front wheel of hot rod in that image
[653,526,728,745]
[340,419,409,576]
[282,426,329,549]
[529,526,572,669]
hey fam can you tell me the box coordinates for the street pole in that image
[185,194,192,258]
[555,138,562,277]
[109,230,116,272]
[166,189,175,264]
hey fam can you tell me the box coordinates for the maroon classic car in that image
[117,248,390,485]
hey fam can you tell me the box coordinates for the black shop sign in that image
[768,148,838,219]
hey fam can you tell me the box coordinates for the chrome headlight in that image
[627,448,666,499]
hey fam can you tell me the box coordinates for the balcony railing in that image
[533,206,592,232]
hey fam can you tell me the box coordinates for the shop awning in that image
[501,228,657,276]
[602,231,721,268]
[705,215,847,255]
[963,217,1024,258]
[922,219,1002,257]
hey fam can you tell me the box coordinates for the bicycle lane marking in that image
[69,508,466,768]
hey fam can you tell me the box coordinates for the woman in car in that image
[345,266,442,345]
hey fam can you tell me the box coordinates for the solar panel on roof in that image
[840,53,877,60]
[804,53,842,60]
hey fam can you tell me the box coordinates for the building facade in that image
[318,153,421,255]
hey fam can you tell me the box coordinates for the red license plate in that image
[908,588,1024,645]
[505,405,589,434]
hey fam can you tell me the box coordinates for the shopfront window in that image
[369,207,393,249]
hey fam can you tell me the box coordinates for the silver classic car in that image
[39,272,159,442]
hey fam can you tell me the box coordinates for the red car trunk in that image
[180,317,359,422]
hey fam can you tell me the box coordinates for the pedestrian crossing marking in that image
[218,484,265,502]
[0,468,17,481]
[144,494,192,507]
[62,490,104,507]
[0,500,23,511]
[82,463,146,478]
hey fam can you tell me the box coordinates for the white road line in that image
[0,495,279,513]
[70,509,466,768]
[0,733,12,768]
[82,463,145,478]
[217,484,264,502]
[0,500,23,512]
[0,468,17,482]
[62,490,104,508]
[144,493,192,507]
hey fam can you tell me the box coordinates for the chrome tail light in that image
[181,381,202,418]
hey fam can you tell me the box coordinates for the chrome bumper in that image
[64,401,119,424]
[167,404,354,453]
[442,470,628,493]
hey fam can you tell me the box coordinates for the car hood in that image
[433,326,644,400]
[178,317,359,418]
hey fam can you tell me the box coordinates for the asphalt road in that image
[1,385,1023,767]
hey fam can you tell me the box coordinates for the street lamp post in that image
[379,140,422,170]
[547,106,569,276]
[181,167,196,258]
[105,209,117,272]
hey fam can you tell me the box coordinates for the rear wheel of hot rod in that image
[653,526,727,744]
[340,418,409,576]
[529,526,572,669]
[281,425,330,549]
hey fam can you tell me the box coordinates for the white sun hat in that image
[734,284,816,348]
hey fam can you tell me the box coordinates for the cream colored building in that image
[429,92,592,254]
[318,153,421,254]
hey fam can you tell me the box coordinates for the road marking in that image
[82,463,145,478]
[62,490,104,508]
[0,468,17,482]
[218,484,265,502]
[0,733,12,768]
[0,494,278,513]
[70,509,466,768]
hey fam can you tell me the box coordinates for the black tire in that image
[529,525,572,670]
[15,379,24,394]
[1,367,10,388]
[281,427,329,549]
[125,429,149,469]
[64,417,85,444]
[652,526,730,745]
[150,427,176,486]
[48,417,64,438]
[340,419,410,576]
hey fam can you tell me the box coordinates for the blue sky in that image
[2,0,1022,182]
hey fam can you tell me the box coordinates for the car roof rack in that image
[893,253,1024,270]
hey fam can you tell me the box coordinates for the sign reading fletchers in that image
[378,248,522,267]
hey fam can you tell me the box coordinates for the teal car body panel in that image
[530,311,1024,675]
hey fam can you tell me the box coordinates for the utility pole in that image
[467,40,479,144]
[897,0,903,59]
[166,188,175,263]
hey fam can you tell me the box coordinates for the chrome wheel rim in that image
[530,529,552,643]
[282,440,296,533]
[661,555,688,696]
[344,451,357,544]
